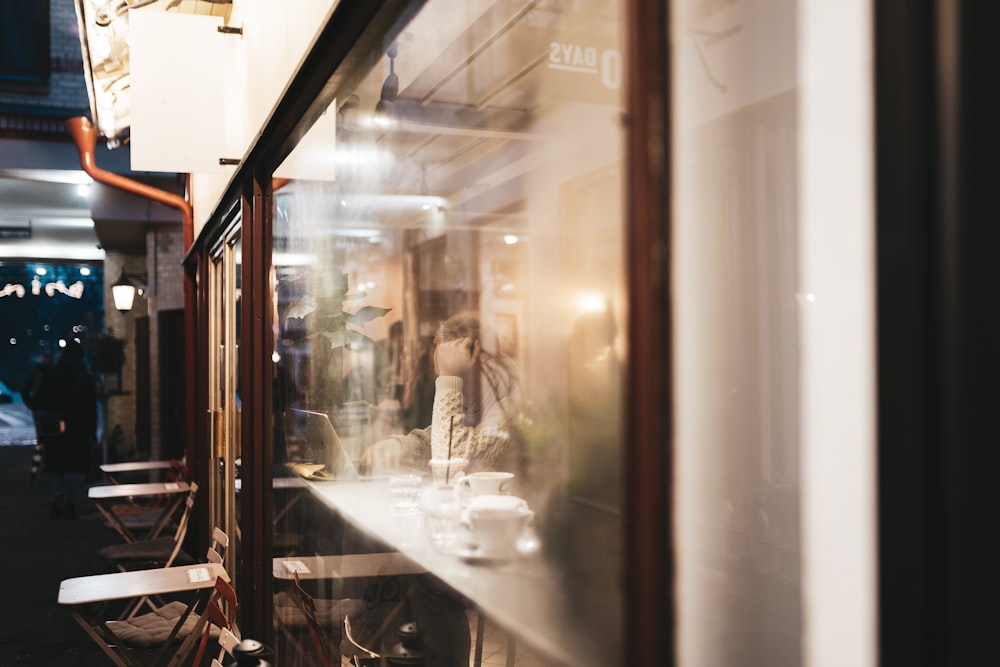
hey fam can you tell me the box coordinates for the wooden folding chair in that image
[60,564,230,667]
[191,576,240,667]
[91,481,193,544]
[117,523,227,621]
[210,627,241,667]
[98,482,199,572]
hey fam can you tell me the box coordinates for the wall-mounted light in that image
[111,268,147,312]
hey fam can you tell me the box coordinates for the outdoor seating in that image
[90,481,193,544]
[115,525,229,621]
[99,458,181,485]
[97,482,199,571]
[191,576,240,667]
[58,564,229,667]
[209,627,241,667]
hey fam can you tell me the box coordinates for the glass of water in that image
[421,485,461,551]
[388,474,422,513]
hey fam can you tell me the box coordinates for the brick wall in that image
[103,223,184,460]
[146,226,186,457]
[103,254,141,456]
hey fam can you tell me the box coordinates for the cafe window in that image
[268,1,626,665]
[0,0,50,86]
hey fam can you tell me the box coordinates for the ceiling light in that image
[373,44,399,121]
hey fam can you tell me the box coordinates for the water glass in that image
[422,487,462,551]
[388,474,422,513]
[429,457,468,487]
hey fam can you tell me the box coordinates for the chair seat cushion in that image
[121,511,172,530]
[98,536,195,566]
[104,600,215,648]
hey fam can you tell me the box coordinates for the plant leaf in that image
[345,306,391,327]
[320,328,377,349]
[321,329,350,349]
[285,296,317,319]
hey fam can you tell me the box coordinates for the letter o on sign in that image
[601,49,623,90]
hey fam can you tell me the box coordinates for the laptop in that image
[290,409,359,481]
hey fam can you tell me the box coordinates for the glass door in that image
[207,228,242,585]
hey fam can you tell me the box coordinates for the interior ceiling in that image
[2,0,615,263]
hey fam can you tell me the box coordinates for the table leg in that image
[66,607,135,667]
[94,500,138,543]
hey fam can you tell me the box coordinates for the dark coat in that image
[20,358,56,434]
[35,350,98,474]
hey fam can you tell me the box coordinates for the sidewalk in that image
[0,443,121,666]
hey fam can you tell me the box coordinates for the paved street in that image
[0,443,119,665]
[0,401,37,446]
[0,396,129,664]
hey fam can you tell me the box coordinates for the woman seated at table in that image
[359,311,524,667]
[359,310,523,476]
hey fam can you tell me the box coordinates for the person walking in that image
[34,341,98,519]
[20,352,55,481]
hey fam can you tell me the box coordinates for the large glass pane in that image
[208,233,242,597]
[270,1,626,665]
[672,1,875,666]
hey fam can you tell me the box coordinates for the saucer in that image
[454,546,514,565]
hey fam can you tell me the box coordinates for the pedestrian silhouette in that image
[33,341,98,519]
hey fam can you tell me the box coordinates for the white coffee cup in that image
[466,494,526,513]
[453,471,514,501]
[462,495,532,558]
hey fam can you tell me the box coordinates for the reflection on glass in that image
[270,2,625,666]
[674,1,873,667]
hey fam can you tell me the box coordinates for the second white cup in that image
[454,471,515,500]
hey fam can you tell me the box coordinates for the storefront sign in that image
[548,41,623,91]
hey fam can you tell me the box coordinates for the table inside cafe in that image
[299,477,604,667]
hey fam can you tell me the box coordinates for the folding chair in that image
[60,564,230,667]
[210,627,241,667]
[191,576,240,667]
[98,482,199,572]
[117,524,228,621]
[91,481,193,544]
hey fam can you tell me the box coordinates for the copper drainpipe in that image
[67,117,193,245]
[67,115,198,482]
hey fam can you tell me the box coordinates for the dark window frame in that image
[0,0,51,87]
[877,0,1000,664]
